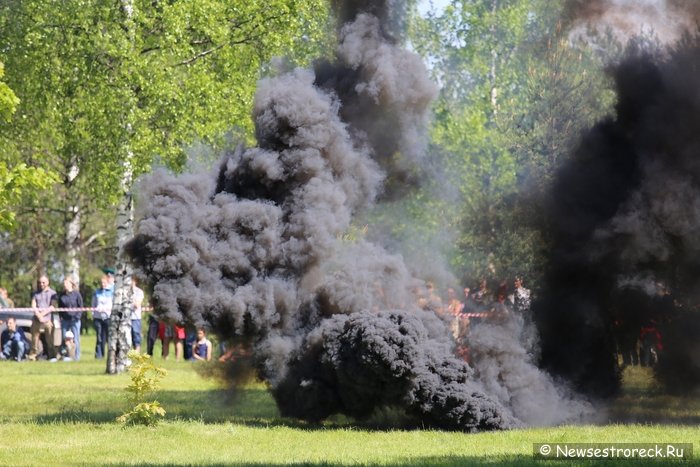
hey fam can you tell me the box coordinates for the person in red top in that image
[640,321,662,367]
[159,322,185,361]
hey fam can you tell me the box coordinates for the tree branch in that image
[173,43,225,67]
[83,230,106,248]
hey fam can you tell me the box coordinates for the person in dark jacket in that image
[58,276,84,361]
[1,317,29,361]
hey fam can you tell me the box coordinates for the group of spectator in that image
[412,277,532,361]
[0,268,213,363]
[142,313,212,362]
[417,276,531,323]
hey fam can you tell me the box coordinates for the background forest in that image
[0,0,621,303]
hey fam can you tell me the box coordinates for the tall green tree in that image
[0,0,330,368]
[405,0,614,286]
[0,62,56,233]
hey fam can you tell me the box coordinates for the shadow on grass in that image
[29,386,350,429]
[32,366,700,429]
[607,366,700,425]
[102,454,674,466]
[32,387,271,425]
[30,386,471,432]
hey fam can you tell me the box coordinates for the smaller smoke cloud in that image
[469,316,593,426]
[565,0,700,47]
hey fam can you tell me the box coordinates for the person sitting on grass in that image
[192,328,212,362]
[1,317,29,361]
[61,330,76,361]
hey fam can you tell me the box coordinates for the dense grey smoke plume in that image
[534,37,700,396]
[565,0,700,47]
[331,0,407,42]
[127,2,589,430]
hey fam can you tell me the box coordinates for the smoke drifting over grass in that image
[127,1,590,430]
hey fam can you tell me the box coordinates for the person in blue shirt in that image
[91,274,113,359]
[191,328,212,362]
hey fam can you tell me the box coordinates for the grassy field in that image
[0,333,698,466]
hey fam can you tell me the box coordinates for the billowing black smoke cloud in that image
[535,36,700,396]
[127,2,590,430]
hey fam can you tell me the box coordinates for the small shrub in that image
[117,351,167,426]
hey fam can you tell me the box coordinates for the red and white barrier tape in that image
[0,308,490,316]
[0,306,153,313]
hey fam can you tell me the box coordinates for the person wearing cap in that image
[58,276,84,360]
[62,330,76,361]
[103,268,116,287]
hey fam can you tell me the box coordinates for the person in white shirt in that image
[130,276,145,353]
[91,274,113,359]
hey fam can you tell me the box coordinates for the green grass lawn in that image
[0,333,698,466]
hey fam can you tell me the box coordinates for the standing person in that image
[640,321,662,367]
[130,276,144,353]
[471,279,490,311]
[159,321,185,361]
[425,281,444,313]
[511,276,531,315]
[28,275,57,361]
[462,286,474,313]
[445,287,464,339]
[490,281,511,321]
[103,268,116,287]
[191,328,212,362]
[58,276,84,360]
[92,274,113,359]
[0,287,10,308]
[146,314,160,357]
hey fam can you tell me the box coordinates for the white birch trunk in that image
[489,0,499,117]
[106,154,135,374]
[107,0,136,374]
[65,160,81,281]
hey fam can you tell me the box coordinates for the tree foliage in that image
[0,1,330,293]
[0,62,19,122]
[117,351,167,426]
[0,61,56,232]
[402,0,615,287]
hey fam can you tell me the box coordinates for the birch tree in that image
[0,0,330,369]
[408,0,613,283]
